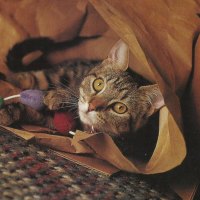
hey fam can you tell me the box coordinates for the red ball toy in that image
[53,112,75,134]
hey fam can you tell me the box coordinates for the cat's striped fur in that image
[7,60,99,91]
[0,39,164,146]
[0,59,99,129]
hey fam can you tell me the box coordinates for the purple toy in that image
[0,89,44,110]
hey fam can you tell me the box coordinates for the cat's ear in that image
[107,39,129,71]
[138,84,165,117]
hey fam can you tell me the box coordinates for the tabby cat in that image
[0,39,164,159]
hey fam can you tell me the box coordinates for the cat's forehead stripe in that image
[87,73,97,78]
[106,76,114,82]
[118,87,129,92]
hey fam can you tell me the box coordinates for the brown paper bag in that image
[85,0,199,173]
[0,0,199,175]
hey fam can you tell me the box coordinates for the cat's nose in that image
[88,98,106,112]
[88,103,96,112]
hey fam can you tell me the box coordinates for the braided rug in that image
[0,131,181,200]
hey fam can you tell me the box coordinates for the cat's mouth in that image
[78,101,98,130]
[79,109,96,125]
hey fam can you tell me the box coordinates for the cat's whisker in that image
[58,101,78,106]
[65,90,78,99]
[56,89,79,100]
[69,109,78,113]
[53,76,70,86]
[47,84,58,89]
[61,95,78,102]
[59,105,77,110]
[48,79,79,100]
[59,102,78,106]
[73,115,80,119]
[66,104,77,108]
[53,79,79,98]
[59,88,75,96]
[60,104,78,108]
[60,101,78,105]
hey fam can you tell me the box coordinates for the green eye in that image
[113,102,127,114]
[93,78,104,92]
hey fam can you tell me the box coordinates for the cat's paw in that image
[43,90,64,110]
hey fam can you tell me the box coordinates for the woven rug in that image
[0,131,181,200]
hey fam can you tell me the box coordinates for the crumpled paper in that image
[0,0,200,175]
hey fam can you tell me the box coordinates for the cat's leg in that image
[0,87,76,128]
[43,88,76,111]
[0,103,53,128]
[0,88,77,127]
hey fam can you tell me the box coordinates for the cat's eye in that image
[93,78,104,92]
[113,102,127,114]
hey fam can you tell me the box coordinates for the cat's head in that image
[78,40,164,137]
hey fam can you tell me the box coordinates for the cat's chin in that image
[79,111,106,134]
[79,110,97,128]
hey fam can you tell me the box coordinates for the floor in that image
[0,131,181,200]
